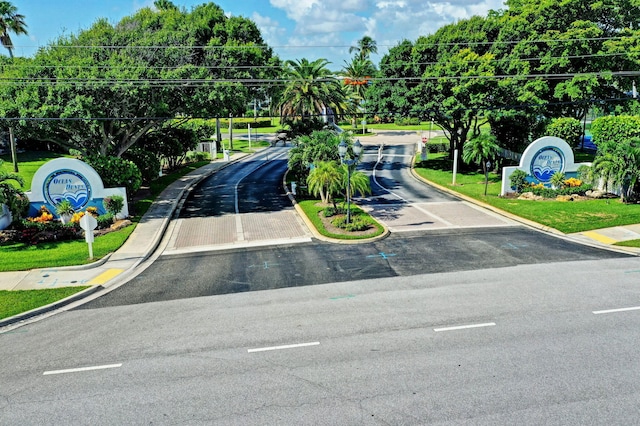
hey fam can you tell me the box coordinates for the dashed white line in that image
[248,341,320,353]
[43,363,122,376]
[593,306,640,315]
[434,322,496,332]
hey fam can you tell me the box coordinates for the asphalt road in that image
[81,227,629,309]
[3,257,640,424]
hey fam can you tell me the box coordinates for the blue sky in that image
[11,0,505,67]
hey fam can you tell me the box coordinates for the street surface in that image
[2,258,640,424]
[1,133,637,424]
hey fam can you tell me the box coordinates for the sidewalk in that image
[0,153,249,326]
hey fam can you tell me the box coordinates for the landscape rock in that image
[518,192,543,201]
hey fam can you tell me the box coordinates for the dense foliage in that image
[0,1,278,157]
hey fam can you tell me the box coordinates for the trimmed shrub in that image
[84,155,142,198]
[546,117,582,148]
[509,169,529,193]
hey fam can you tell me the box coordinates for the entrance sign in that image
[25,158,128,219]
[501,136,591,195]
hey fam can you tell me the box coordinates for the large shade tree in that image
[0,1,278,157]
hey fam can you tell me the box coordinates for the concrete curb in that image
[283,170,390,244]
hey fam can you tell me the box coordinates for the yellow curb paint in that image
[582,231,618,245]
[88,269,124,285]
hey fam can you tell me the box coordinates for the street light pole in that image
[338,139,363,224]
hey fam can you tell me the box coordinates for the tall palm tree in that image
[0,2,26,173]
[0,1,27,58]
[349,36,377,61]
[341,57,376,128]
[341,57,375,101]
[278,58,347,123]
[462,133,500,194]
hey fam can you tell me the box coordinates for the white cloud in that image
[252,12,287,46]
[265,0,505,63]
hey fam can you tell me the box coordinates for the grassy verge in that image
[0,287,90,320]
[297,199,385,240]
[0,226,135,272]
[414,153,640,234]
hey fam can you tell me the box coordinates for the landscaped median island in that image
[297,200,385,240]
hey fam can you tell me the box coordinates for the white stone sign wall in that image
[25,158,128,218]
[501,136,591,195]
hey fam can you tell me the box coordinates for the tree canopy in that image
[0,2,278,157]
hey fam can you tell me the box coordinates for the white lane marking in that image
[43,363,122,376]
[434,322,496,332]
[593,306,640,315]
[248,341,320,353]
[371,153,455,226]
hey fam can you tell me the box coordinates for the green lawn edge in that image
[0,287,91,320]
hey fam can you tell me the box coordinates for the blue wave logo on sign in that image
[530,147,564,183]
[43,169,92,210]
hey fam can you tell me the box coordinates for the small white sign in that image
[80,214,98,259]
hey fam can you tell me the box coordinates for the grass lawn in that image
[1,151,71,190]
[414,153,640,234]
[0,287,90,320]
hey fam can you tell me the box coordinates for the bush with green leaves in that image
[322,206,345,217]
[139,126,199,171]
[545,117,583,148]
[590,115,640,154]
[331,215,373,232]
[123,147,161,185]
[84,155,142,198]
[393,117,421,126]
[186,151,211,163]
[103,195,125,216]
[97,213,114,229]
[509,169,530,193]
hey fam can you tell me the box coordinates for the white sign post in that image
[80,214,98,260]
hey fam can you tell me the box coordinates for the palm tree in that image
[349,36,377,61]
[462,133,500,194]
[340,165,371,198]
[590,138,640,202]
[341,57,375,102]
[341,57,376,129]
[307,161,342,204]
[0,1,27,58]
[278,58,348,123]
[0,159,26,221]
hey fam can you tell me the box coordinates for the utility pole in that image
[9,126,18,173]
